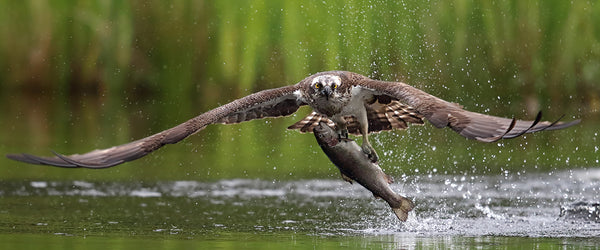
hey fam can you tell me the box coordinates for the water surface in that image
[2,169,599,249]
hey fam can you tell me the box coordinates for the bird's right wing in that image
[7,84,306,168]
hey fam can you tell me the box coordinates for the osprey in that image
[7,71,579,168]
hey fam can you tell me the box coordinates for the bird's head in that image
[310,75,342,100]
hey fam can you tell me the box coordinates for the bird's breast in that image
[309,95,350,117]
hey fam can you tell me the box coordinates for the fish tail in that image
[391,197,415,222]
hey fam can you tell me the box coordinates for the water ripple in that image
[3,169,600,237]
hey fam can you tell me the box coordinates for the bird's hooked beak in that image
[320,85,333,100]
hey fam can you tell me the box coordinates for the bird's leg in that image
[332,116,349,140]
[359,123,379,163]
[339,128,349,139]
[356,108,378,163]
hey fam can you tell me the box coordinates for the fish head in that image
[313,122,340,147]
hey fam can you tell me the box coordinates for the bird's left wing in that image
[7,85,306,168]
[354,76,580,142]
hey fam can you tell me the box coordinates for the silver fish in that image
[313,122,414,221]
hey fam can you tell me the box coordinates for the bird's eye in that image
[333,84,338,89]
[315,83,321,89]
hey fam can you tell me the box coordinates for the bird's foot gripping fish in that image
[313,122,414,221]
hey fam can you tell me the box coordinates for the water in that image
[2,1,598,248]
[2,169,599,249]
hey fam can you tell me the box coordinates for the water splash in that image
[3,169,599,237]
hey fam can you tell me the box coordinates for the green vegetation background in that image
[0,1,598,181]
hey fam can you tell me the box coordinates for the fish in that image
[313,122,414,221]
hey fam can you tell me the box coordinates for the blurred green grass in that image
[0,0,598,181]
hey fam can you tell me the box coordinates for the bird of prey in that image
[7,71,579,168]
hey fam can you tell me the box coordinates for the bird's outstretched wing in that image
[7,85,305,168]
[354,76,580,142]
